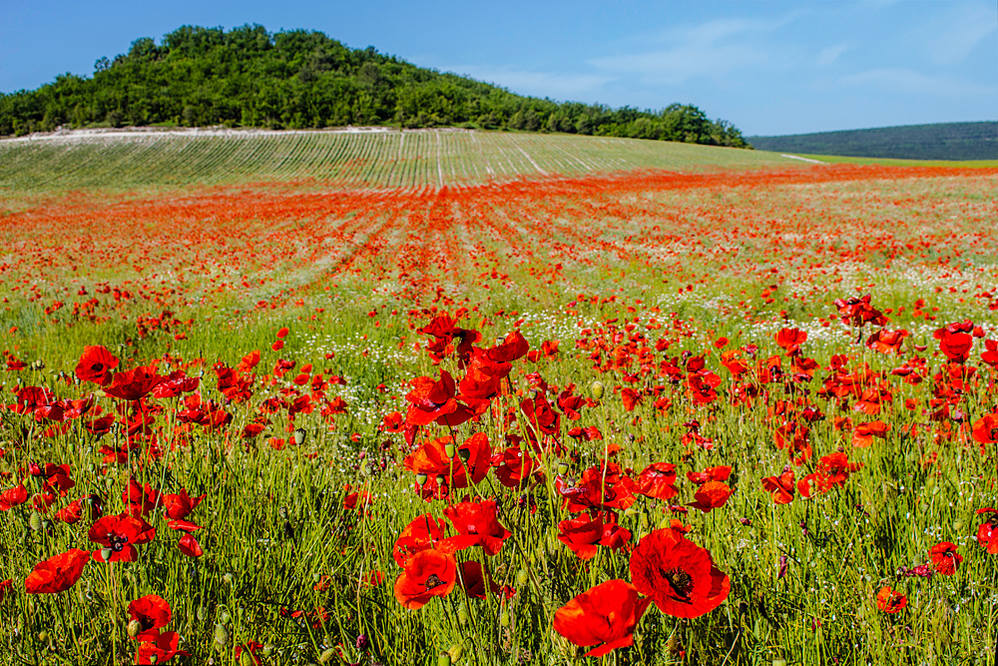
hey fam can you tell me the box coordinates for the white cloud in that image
[840,67,997,96]
[926,3,998,65]
[588,13,800,84]
[817,43,849,66]
[441,65,612,101]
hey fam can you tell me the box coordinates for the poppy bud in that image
[197,606,207,622]
[127,619,142,638]
[29,511,43,532]
[222,573,234,586]
[773,659,787,666]
[415,473,428,486]
[436,653,452,666]
[262,645,275,657]
[239,651,254,666]
[444,442,456,458]
[212,623,229,648]
[456,601,469,626]
[319,648,337,664]
[448,644,465,663]
[516,567,529,588]
[590,381,604,400]
[499,609,511,627]
[37,631,48,643]
[294,428,307,445]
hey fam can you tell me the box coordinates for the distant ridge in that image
[0,24,747,148]
[749,121,998,161]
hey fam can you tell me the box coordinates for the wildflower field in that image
[2,129,998,665]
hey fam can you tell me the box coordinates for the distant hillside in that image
[0,25,747,148]
[749,122,998,160]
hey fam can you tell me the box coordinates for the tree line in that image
[0,24,749,148]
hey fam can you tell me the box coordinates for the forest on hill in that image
[749,121,998,160]
[0,24,747,147]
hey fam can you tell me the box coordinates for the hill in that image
[0,24,746,148]
[0,127,800,194]
[749,121,998,161]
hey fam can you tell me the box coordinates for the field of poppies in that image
[2,130,998,665]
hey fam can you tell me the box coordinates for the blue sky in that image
[1,0,995,135]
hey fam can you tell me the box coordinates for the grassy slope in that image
[0,129,799,193]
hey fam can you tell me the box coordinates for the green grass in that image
[784,152,998,168]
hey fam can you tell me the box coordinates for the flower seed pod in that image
[515,567,529,588]
[556,461,569,476]
[127,619,142,638]
[415,473,428,486]
[444,441,456,458]
[590,381,604,400]
[212,623,229,648]
[294,428,307,446]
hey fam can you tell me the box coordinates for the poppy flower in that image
[162,488,205,520]
[104,365,165,401]
[976,508,998,553]
[852,420,889,448]
[633,462,678,500]
[0,579,11,602]
[493,446,538,488]
[972,413,998,446]
[457,560,514,600]
[629,528,730,618]
[928,542,962,575]
[405,371,466,426]
[557,512,631,560]
[74,345,120,386]
[135,630,187,665]
[393,549,457,609]
[0,484,28,511]
[443,499,511,556]
[177,534,203,557]
[25,548,90,593]
[876,586,907,613]
[775,327,807,355]
[687,481,732,513]
[89,513,156,562]
[761,468,795,504]
[686,466,732,485]
[552,579,651,657]
[128,594,171,638]
[394,514,449,567]
[403,433,492,491]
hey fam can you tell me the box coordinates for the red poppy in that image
[457,560,514,600]
[552,579,652,657]
[393,549,457,609]
[686,466,732,484]
[0,579,11,602]
[761,468,795,504]
[405,370,469,426]
[557,512,631,560]
[852,420,889,448]
[876,586,907,613]
[393,514,449,567]
[162,488,205,520]
[177,534,203,557]
[25,548,90,593]
[105,365,165,401]
[74,345,120,386]
[629,528,730,618]
[633,462,678,500]
[403,433,492,491]
[443,499,511,556]
[977,508,998,554]
[0,484,28,511]
[135,630,187,665]
[687,481,732,513]
[928,542,962,575]
[128,594,171,639]
[89,513,156,562]
[493,446,539,488]
[775,328,807,355]
[972,413,998,446]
